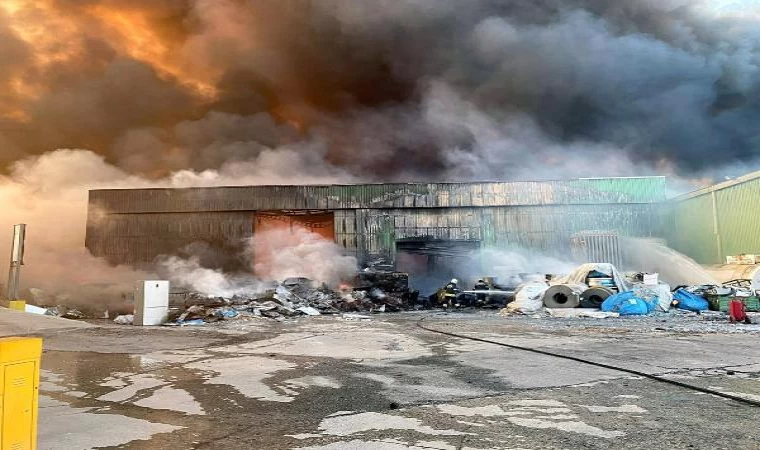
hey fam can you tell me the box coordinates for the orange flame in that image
[0,0,217,122]
[85,4,217,98]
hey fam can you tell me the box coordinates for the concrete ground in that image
[23,311,760,450]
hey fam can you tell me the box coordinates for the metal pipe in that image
[6,224,26,300]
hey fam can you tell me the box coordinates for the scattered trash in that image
[214,307,240,320]
[643,283,673,312]
[556,263,629,293]
[546,308,619,319]
[24,304,48,315]
[500,282,548,315]
[601,290,659,316]
[179,319,206,326]
[113,314,134,325]
[62,309,86,320]
[297,306,321,316]
[673,289,709,312]
[642,273,659,285]
[169,274,418,325]
[342,313,372,321]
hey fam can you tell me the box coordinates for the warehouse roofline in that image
[89,176,667,193]
[88,177,667,214]
[671,170,760,201]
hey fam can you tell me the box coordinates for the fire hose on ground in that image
[416,317,760,408]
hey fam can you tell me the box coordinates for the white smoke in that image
[155,226,357,297]
[477,248,577,281]
[251,227,358,288]
[0,148,353,305]
[156,256,265,298]
[620,237,718,286]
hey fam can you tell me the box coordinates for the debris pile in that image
[501,262,759,324]
[170,273,419,325]
[20,303,88,320]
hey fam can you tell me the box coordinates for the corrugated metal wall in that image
[667,173,760,264]
[667,194,719,264]
[333,205,659,266]
[89,178,666,214]
[86,178,666,269]
[85,212,254,270]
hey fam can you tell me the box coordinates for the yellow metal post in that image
[7,301,25,312]
[0,337,42,450]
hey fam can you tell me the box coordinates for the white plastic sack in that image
[501,282,548,315]
[647,283,673,311]
[629,283,672,311]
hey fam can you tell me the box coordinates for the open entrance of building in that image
[252,211,335,277]
[395,239,481,294]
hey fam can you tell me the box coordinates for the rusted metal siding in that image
[88,178,666,215]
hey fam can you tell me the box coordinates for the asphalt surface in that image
[31,311,760,449]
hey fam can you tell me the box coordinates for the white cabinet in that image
[134,281,169,326]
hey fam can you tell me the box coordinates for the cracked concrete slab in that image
[34,312,760,449]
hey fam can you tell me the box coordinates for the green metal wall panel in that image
[715,179,760,259]
[569,177,667,203]
[667,175,760,264]
[667,194,718,264]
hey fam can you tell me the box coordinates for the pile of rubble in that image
[169,274,419,325]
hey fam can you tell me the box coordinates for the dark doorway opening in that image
[395,239,480,295]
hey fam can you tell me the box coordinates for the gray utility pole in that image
[6,224,26,300]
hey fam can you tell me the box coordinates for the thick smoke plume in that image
[1,1,759,304]
[251,227,358,288]
[156,226,358,296]
[0,0,758,181]
[0,149,350,305]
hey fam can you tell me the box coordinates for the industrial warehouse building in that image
[668,171,760,265]
[85,177,667,282]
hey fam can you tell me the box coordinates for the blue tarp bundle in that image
[601,290,659,316]
[672,289,709,312]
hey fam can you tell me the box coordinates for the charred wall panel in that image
[85,179,665,270]
[86,203,660,270]
[333,210,359,259]
[86,211,254,270]
[88,178,666,214]
[346,204,659,267]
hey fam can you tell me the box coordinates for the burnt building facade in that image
[86,178,666,282]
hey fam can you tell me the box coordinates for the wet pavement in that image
[34,311,760,449]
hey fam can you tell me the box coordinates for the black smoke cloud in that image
[0,0,758,181]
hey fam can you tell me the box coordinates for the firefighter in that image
[438,278,461,308]
[473,279,489,306]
